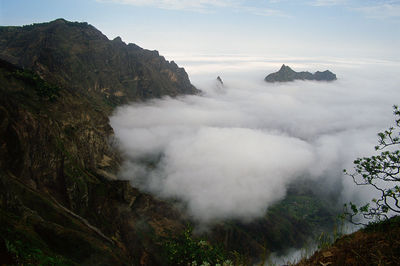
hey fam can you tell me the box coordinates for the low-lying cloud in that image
[110,57,400,223]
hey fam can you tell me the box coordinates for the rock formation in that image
[265,64,337,82]
[217,76,224,85]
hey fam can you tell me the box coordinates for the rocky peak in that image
[280,64,290,71]
[112,36,124,43]
[52,18,68,24]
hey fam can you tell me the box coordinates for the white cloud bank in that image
[110,56,400,223]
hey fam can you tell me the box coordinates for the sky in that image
[1,0,400,60]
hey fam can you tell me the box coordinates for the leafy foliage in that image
[162,226,230,266]
[344,105,400,224]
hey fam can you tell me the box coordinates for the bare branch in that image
[344,105,400,225]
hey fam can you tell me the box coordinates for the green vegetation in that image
[363,213,400,233]
[12,69,60,101]
[344,105,400,225]
[265,186,337,250]
[159,188,338,266]
[162,226,230,266]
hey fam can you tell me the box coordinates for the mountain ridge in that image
[0,18,199,111]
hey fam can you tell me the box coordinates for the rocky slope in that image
[265,64,337,82]
[296,216,400,266]
[0,19,198,265]
[0,57,190,265]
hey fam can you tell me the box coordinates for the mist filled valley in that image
[111,56,400,224]
[1,1,400,264]
[106,56,400,262]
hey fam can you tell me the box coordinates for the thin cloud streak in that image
[97,0,235,12]
[309,0,400,19]
[354,3,400,18]
[97,0,290,16]
[310,0,348,6]
[242,6,292,18]
[98,0,400,20]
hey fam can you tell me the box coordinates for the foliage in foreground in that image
[344,105,400,225]
[162,226,231,266]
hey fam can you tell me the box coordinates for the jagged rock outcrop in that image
[265,64,337,82]
[216,76,223,85]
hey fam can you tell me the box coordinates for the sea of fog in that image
[110,55,400,224]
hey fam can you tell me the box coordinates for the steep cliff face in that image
[0,19,199,109]
[0,58,189,265]
[0,19,198,264]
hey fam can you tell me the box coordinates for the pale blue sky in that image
[1,0,399,59]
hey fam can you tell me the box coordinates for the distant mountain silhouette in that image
[265,64,337,82]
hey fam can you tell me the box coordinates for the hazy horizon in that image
[1,0,400,61]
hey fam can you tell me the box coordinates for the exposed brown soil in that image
[296,217,400,266]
